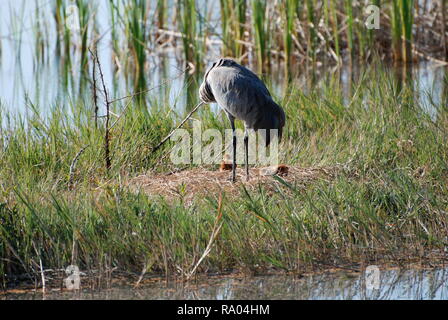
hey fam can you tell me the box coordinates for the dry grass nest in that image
[127,165,339,203]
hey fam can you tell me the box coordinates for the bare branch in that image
[69,145,89,189]
[152,102,205,153]
[90,48,112,172]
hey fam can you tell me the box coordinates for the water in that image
[3,267,448,300]
[1,0,447,124]
[0,0,193,119]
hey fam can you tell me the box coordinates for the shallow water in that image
[1,0,447,123]
[3,267,448,300]
[0,0,195,118]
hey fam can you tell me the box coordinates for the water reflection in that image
[3,267,448,300]
[1,0,448,123]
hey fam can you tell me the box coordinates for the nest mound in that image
[127,165,338,202]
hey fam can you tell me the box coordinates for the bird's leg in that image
[244,128,249,181]
[231,120,237,183]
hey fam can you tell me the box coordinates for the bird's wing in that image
[209,62,271,96]
[201,59,286,135]
[207,64,274,121]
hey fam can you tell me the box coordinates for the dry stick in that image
[134,262,148,288]
[109,68,188,131]
[90,49,112,171]
[39,257,46,295]
[92,54,99,129]
[108,67,185,105]
[186,223,222,279]
[152,102,205,153]
[186,193,223,280]
[69,145,89,189]
[109,98,134,130]
[5,240,34,283]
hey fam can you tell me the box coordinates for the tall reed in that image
[53,0,73,63]
[391,0,402,61]
[219,0,247,59]
[392,0,414,62]
[43,0,439,82]
[220,0,232,57]
[235,0,247,59]
[251,0,269,73]
[305,0,318,63]
[123,0,150,95]
[53,0,64,55]
[157,0,166,30]
[400,0,414,63]
[282,0,296,69]
[34,2,48,63]
[76,0,91,71]
[442,0,447,60]
[344,0,354,62]
[178,0,202,71]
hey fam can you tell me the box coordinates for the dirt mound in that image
[127,165,338,202]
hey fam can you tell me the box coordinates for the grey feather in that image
[199,58,285,143]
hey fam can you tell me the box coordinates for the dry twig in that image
[152,101,205,153]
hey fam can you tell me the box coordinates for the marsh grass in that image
[178,0,205,72]
[25,0,442,90]
[124,0,150,94]
[282,0,296,69]
[306,0,318,64]
[251,0,270,73]
[76,0,92,71]
[220,0,247,59]
[400,0,414,63]
[1,66,447,286]
[156,0,166,31]
[391,0,415,63]
[344,0,354,62]
[33,2,49,64]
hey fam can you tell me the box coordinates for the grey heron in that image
[199,58,285,182]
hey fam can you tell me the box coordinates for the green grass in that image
[282,0,296,69]
[178,0,204,72]
[26,0,439,86]
[306,0,318,64]
[400,0,414,62]
[76,0,92,71]
[220,0,247,59]
[156,0,166,31]
[123,0,149,94]
[344,0,354,62]
[251,0,269,73]
[1,66,447,287]
[391,0,415,62]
